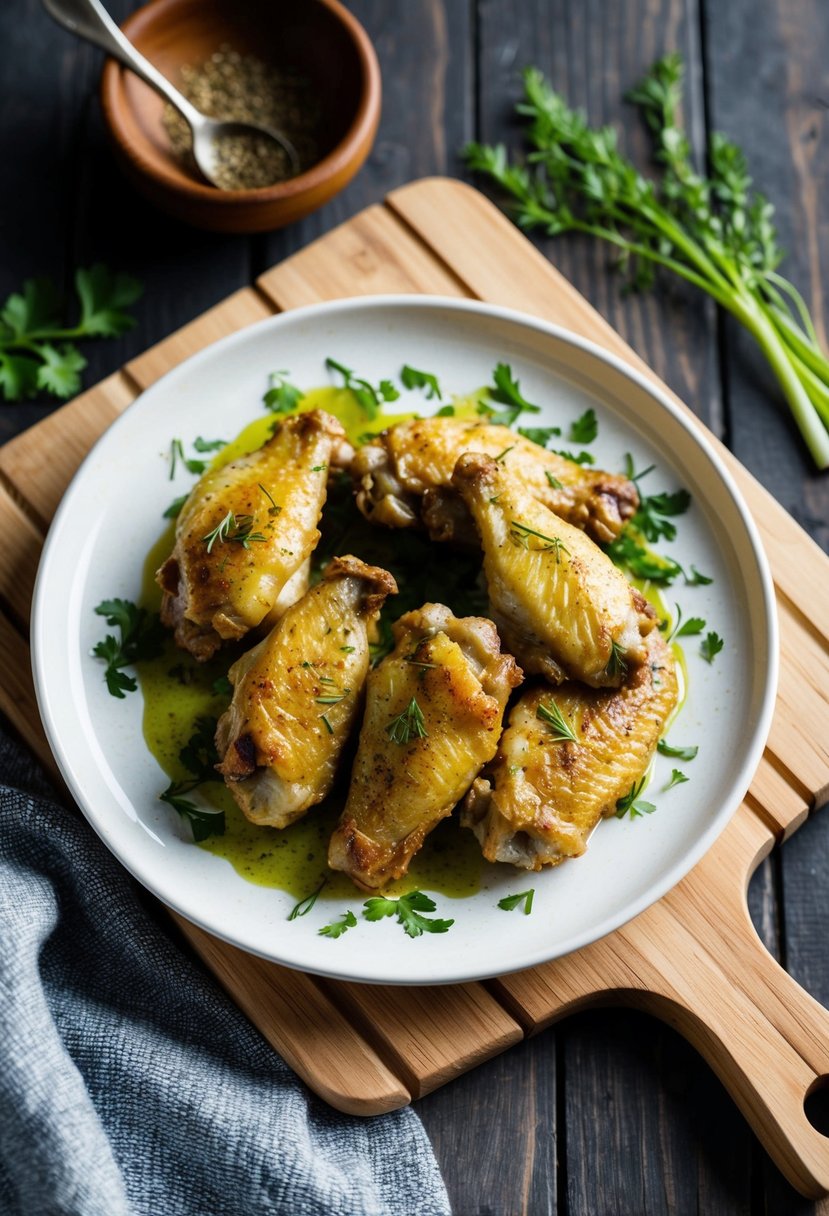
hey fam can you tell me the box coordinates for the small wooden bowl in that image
[100,0,381,232]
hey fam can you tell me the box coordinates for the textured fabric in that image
[0,730,450,1216]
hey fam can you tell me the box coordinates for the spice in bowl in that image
[162,46,322,190]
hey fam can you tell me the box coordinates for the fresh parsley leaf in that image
[158,790,224,842]
[685,564,713,586]
[401,364,442,400]
[212,675,233,697]
[536,698,578,743]
[478,362,542,425]
[665,768,689,789]
[498,889,535,915]
[92,599,164,698]
[569,407,598,444]
[615,777,656,820]
[700,631,724,663]
[386,698,427,745]
[264,370,304,414]
[1,276,62,337]
[605,526,682,584]
[193,436,226,453]
[677,616,706,637]
[156,716,224,840]
[319,910,358,938]
[75,265,142,337]
[633,487,692,543]
[657,739,699,762]
[362,891,454,938]
[288,880,327,920]
[436,404,455,416]
[551,448,595,465]
[326,357,400,419]
[163,493,189,519]
[517,425,562,446]
[35,343,87,398]
[0,352,40,400]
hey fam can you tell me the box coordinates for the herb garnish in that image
[326,357,400,420]
[498,889,535,915]
[615,777,657,820]
[657,739,699,762]
[479,362,542,426]
[386,698,428,745]
[518,425,562,447]
[606,639,628,681]
[551,448,595,465]
[536,698,578,743]
[264,370,303,414]
[202,510,267,553]
[288,880,327,920]
[666,604,706,644]
[163,493,189,520]
[466,55,829,468]
[158,716,225,841]
[665,768,689,790]
[0,266,141,402]
[319,910,357,938]
[509,520,570,562]
[258,484,281,515]
[494,445,515,462]
[701,631,724,664]
[362,891,454,937]
[569,407,598,444]
[401,364,442,399]
[92,599,164,698]
[212,675,233,697]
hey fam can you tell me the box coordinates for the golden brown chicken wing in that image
[452,453,655,688]
[214,556,397,828]
[352,415,638,544]
[157,411,349,661]
[328,603,522,890]
[462,632,678,869]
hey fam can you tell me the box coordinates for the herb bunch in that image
[0,266,141,402]
[466,54,829,468]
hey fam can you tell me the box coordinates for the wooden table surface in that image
[3,2,828,1213]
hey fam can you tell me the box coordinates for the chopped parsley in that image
[497,889,535,915]
[319,910,358,939]
[657,739,699,762]
[288,880,327,920]
[362,891,454,937]
[92,598,164,698]
[568,407,598,444]
[326,357,400,419]
[701,631,724,663]
[615,777,656,820]
[401,364,442,400]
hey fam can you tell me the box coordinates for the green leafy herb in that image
[401,364,442,400]
[686,565,713,586]
[158,716,224,841]
[386,698,427,745]
[0,266,141,402]
[701,631,724,663]
[497,889,535,915]
[657,739,699,762]
[479,362,542,426]
[605,526,682,584]
[212,675,233,697]
[465,55,829,469]
[92,599,164,698]
[666,604,706,643]
[494,444,515,462]
[263,370,303,414]
[509,520,570,562]
[163,493,189,520]
[665,768,689,789]
[319,910,358,938]
[326,357,400,420]
[436,404,455,416]
[615,776,657,820]
[569,407,598,444]
[193,436,226,453]
[536,699,578,743]
[288,880,326,920]
[517,425,562,446]
[551,448,595,465]
[202,510,267,553]
[362,890,454,937]
[606,638,628,680]
[169,438,211,480]
[635,488,692,543]
[545,471,564,490]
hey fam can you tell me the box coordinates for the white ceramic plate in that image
[32,296,778,985]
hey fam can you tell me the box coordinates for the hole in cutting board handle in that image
[804,1077,829,1137]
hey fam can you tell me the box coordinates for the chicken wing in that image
[157,411,349,661]
[352,415,638,545]
[462,632,678,869]
[214,556,397,828]
[328,604,522,889]
[452,453,655,687]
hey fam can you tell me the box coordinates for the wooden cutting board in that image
[2,178,829,1198]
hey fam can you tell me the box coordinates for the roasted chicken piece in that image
[328,604,522,890]
[462,632,678,869]
[452,453,655,688]
[157,411,350,661]
[214,556,397,828]
[352,415,638,545]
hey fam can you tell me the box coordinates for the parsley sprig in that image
[401,364,442,400]
[465,55,829,468]
[498,889,535,915]
[159,716,225,841]
[363,891,454,937]
[657,739,699,762]
[264,370,304,414]
[615,777,657,820]
[319,910,357,938]
[326,357,400,419]
[92,598,164,698]
[479,362,542,426]
[0,266,141,402]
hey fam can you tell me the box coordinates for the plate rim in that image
[31,293,780,985]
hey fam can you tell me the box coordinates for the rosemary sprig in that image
[386,698,428,746]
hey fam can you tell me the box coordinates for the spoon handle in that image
[42,0,203,130]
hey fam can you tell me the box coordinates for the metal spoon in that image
[42,0,300,188]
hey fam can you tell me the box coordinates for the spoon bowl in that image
[191,118,299,191]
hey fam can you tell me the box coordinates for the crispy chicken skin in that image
[462,632,678,869]
[352,416,638,545]
[214,557,397,828]
[157,411,347,661]
[328,604,522,890]
[452,453,655,688]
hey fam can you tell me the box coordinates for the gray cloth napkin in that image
[0,729,450,1216]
